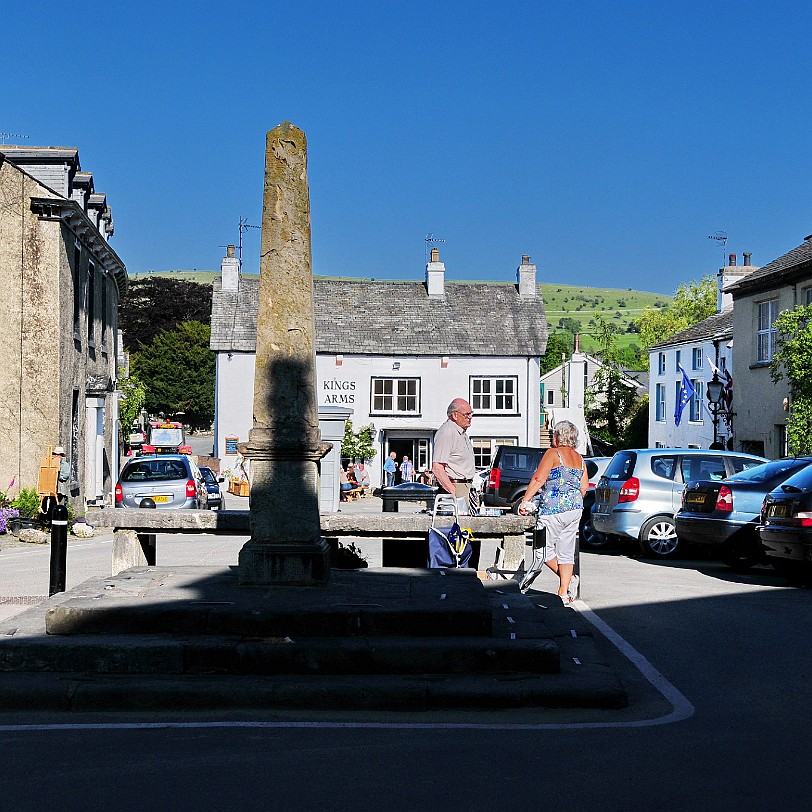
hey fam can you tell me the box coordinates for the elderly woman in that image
[518,421,588,603]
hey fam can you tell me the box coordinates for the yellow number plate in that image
[151,495,171,503]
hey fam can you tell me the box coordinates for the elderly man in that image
[432,398,476,514]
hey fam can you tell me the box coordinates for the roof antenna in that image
[0,131,28,145]
[707,231,728,265]
[238,217,261,269]
[425,233,445,263]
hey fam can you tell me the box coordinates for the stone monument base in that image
[238,538,331,586]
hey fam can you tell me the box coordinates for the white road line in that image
[0,598,695,732]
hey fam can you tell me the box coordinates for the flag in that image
[675,365,695,427]
[723,369,733,415]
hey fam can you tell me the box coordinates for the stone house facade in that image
[0,147,127,509]
[728,236,812,458]
[210,251,548,489]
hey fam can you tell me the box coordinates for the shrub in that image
[12,488,41,519]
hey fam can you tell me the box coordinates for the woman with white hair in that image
[518,421,588,602]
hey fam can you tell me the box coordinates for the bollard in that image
[49,504,69,596]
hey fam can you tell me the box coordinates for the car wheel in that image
[638,516,680,558]
[720,533,761,572]
[511,496,526,515]
[579,512,611,549]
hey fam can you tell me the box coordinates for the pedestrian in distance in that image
[53,446,71,504]
[383,451,397,487]
[400,455,414,483]
[431,398,476,515]
[518,420,588,603]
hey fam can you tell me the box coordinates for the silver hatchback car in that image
[591,448,765,557]
[115,454,208,509]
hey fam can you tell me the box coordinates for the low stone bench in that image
[86,508,533,576]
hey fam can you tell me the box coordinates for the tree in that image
[540,333,572,375]
[119,277,213,351]
[637,275,717,363]
[340,421,378,461]
[585,315,640,449]
[770,304,812,455]
[131,321,215,429]
[117,372,146,448]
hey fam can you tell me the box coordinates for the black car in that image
[198,466,224,510]
[676,457,812,571]
[758,463,812,584]
[482,444,611,549]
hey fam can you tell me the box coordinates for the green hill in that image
[129,271,671,356]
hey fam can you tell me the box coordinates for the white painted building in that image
[210,250,549,489]
[648,255,758,449]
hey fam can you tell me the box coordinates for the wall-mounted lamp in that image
[227,352,233,360]
[335,354,343,366]
[392,361,400,370]
[440,356,449,368]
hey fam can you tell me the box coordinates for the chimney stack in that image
[517,254,537,296]
[221,244,240,291]
[426,248,445,297]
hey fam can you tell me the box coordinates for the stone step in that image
[0,634,559,676]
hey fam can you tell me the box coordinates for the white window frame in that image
[470,376,518,414]
[370,377,420,415]
[690,379,703,422]
[470,437,518,470]
[757,299,778,363]
[655,383,666,422]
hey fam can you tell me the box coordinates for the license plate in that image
[685,493,706,505]
[150,495,171,503]
[768,504,789,518]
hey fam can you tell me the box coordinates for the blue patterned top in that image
[536,450,584,515]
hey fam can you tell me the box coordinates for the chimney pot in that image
[743,252,752,266]
[227,244,235,258]
[522,254,530,265]
[430,247,440,262]
[729,253,737,266]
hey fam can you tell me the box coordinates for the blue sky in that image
[2,1,810,294]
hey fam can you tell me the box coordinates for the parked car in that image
[676,457,812,571]
[115,454,208,510]
[592,448,766,558]
[198,466,224,510]
[758,463,812,584]
[482,444,611,544]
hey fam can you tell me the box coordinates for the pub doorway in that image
[384,433,432,484]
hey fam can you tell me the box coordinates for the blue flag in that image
[674,365,695,427]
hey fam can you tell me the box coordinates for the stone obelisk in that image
[237,122,331,586]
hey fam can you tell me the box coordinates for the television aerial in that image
[707,231,728,264]
[425,233,445,263]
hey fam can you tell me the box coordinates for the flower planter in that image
[6,517,41,536]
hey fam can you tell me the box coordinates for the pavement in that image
[0,491,627,714]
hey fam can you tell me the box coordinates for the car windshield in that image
[122,459,188,482]
[150,428,184,445]
[726,458,812,484]
[603,452,636,481]
[199,468,217,486]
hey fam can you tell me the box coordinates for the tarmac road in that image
[1,535,810,811]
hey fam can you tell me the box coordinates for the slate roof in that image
[727,236,812,295]
[648,308,733,350]
[210,276,548,356]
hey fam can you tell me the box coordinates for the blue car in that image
[675,457,812,570]
[198,466,224,510]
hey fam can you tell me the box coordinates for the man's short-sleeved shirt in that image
[432,419,476,480]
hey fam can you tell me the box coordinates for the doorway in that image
[385,434,432,484]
